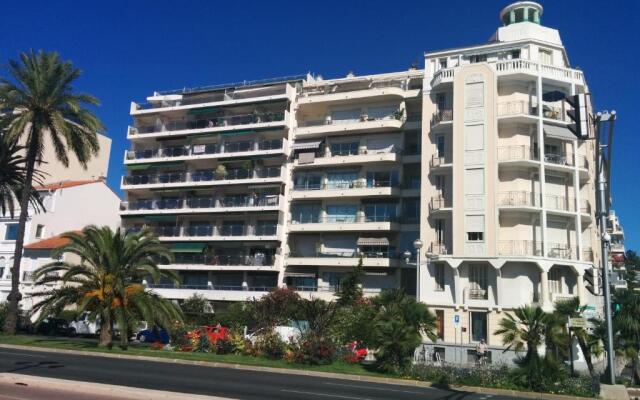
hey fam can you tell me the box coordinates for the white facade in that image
[120,2,605,357]
[0,181,121,307]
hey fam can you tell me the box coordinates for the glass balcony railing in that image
[126,140,283,161]
[136,86,287,110]
[170,253,275,266]
[122,168,281,186]
[121,196,279,211]
[131,112,285,135]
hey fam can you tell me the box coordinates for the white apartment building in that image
[120,1,606,363]
[0,180,121,309]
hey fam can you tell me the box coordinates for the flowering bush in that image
[342,341,368,363]
[255,330,286,359]
[149,341,165,350]
[291,334,335,365]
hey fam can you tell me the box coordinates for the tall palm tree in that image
[0,50,103,334]
[612,289,640,383]
[30,226,183,347]
[0,136,44,218]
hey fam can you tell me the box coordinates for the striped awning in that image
[544,123,575,141]
[284,272,316,278]
[357,237,390,246]
[292,140,322,150]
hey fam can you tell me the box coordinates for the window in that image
[439,58,448,69]
[294,174,321,190]
[256,220,277,236]
[510,49,521,59]
[465,124,484,151]
[323,272,344,292]
[471,311,488,342]
[0,257,5,279]
[435,219,445,244]
[434,264,445,291]
[331,142,359,156]
[326,205,358,223]
[402,199,420,223]
[366,171,399,188]
[469,264,488,299]
[4,224,18,241]
[467,232,484,241]
[435,175,446,194]
[327,171,358,189]
[35,224,45,239]
[436,94,446,111]
[364,203,397,222]
[469,54,487,63]
[367,105,397,120]
[331,108,361,124]
[291,203,321,223]
[539,48,553,65]
[435,310,445,340]
[464,169,484,195]
[436,136,445,158]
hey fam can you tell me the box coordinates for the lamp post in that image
[413,239,423,301]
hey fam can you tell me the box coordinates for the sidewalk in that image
[0,373,234,400]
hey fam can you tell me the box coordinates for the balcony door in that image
[469,264,488,300]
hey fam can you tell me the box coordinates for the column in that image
[576,270,586,305]
[454,268,461,307]
[495,268,503,309]
[242,271,248,291]
[509,10,516,24]
[533,9,540,24]
[536,76,548,257]
[540,269,549,308]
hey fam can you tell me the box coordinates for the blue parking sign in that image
[454,314,460,326]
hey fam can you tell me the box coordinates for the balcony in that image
[147,284,275,301]
[497,145,538,163]
[293,148,401,169]
[149,224,279,241]
[543,153,589,170]
[430,110,453,127]
[288,215,399,232]
[498,240,543,257]
[498,191,540,208]
[430,67,455,88]
[131,83,292,113]
[162,253,275,269]
[287,251,399,268]
[121,167,283,189]
[430,154,452,169]
[290,180,399,199]
[295,113,404,139]
[125,140,284,164]
[430,242,450,256]
[464,286,488,301]
[493,59,585,86]
[429,196,451,212]
[127,111,287,139]
[545,194,576,213]
[119,195,281,216]
[547,243,575,260]
[299,79,418,104]
[497,101,536,119]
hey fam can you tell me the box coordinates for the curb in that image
[0,343,592,400]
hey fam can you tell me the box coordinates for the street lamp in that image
[413,239,423,301]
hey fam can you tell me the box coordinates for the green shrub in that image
[292,333,336,365]
[194,329,213,353]
[0,302,7,329]
[215,337,234,355]
[255,330,286,359]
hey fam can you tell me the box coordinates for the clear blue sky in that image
[1,0,638,249]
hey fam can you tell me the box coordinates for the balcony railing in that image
[168,253,275,266]
[543,153,589,169]
[497,146,538,162]
[498,240,543,257]
[291,250,398,259]
[147,283,276,292]
[301,79,407,97]
[545,194,575,212]
[430,154,452,167]
[547,243,574,260]
[542,102,568,122]
[497,101,536,117]
[291,215,397,224]
[430,242,449,255]
[130,112,285,135]
[431,110,453,126]
[430,196,449,211]
[466,287,488,300]
[498,191,540,207]
[292,180,397,191]
[300,111,403,128]
[122,168,281,186]
[126,140,283,161]
[151,225,278,238]
[136,86,287,110]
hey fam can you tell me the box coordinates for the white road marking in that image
[323,382,426,394]
[281,389,373,400]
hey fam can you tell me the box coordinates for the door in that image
[470,312,488,343]
[436,310,445,340]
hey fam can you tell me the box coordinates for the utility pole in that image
[595,111,617,385]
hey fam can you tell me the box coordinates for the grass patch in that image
[0,334,383,377]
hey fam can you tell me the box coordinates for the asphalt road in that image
[0,347,518,400]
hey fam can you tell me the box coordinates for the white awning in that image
[284,272,316,278]
[544,123,575,141]
[357,237,390,246]
[292,140,322,150]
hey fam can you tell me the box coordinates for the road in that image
[0,347,517,400]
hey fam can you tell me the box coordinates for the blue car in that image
[136,327,170,344]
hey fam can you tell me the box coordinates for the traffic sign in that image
[569,317,586,329]
[453,314,460,327]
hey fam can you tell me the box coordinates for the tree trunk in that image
[3,143,37,335]
[98,313,113,347]
[577,335,595,376]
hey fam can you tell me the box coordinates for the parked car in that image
[35,318,74,336]
[136,326,170,344]
[245,325,302,344]
[69,312,120,336]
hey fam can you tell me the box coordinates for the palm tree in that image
[0,50,103,334]
[495,305,549,361]
[0,136,44,218]
[30,226,182,347]
[612,289,640,383]
[553,297,596,376]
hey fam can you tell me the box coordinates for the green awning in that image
[218,154,282,163]
[221,130,254,137]
[144,215,178,222]
[127,163,151,171]
[153,161,184,168]
[187,107,217,115]
[170,242,207,253]
[188,132,219,140]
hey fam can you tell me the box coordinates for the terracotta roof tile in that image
[36,179,102,191]
[24,231,80,250]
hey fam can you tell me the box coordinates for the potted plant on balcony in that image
[215,164,228,180]
[392,108,404,121]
